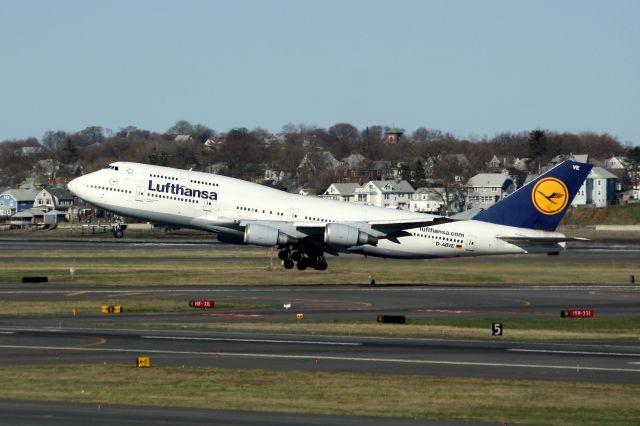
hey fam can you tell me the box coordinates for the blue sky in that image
[1,0,638,144]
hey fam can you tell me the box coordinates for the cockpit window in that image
[104,164,119,171]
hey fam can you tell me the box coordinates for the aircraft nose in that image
[67,177,80,194]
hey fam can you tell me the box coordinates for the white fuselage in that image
[68,162,567,259]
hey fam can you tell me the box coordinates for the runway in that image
[1,240,640,424]
[0,399,485,426]
[1,282,640,320]
[1,323,639,384]
[1,283,640,384]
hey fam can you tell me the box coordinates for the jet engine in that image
[217,233,245,245]
[324,223,378,246]
[244,223,296,247]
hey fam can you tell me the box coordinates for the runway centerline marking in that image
[141,336,361,346]
[1,344,640,374]
[0,331,15,335]
[509,349,640,357]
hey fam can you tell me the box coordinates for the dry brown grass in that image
[133,321,640,341]
[0,365,638,425]
[0,247,636,285]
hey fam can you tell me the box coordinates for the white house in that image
[465,171,515,210]
[320,183,360,202]
[602,156,627,170]
[409,188,446,214]
[354,180,415,209]
[572,166,617,207]
[34,188,75,210]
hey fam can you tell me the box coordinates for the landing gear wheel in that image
[313,260,328,271]
[282,259,294,269]
[296,259,308,271]
[278,250,289,260]
[113,228,124,238]
[291,251,302,262]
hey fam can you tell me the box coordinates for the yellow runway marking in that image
[74,337,106,348]
[64,291,87,297]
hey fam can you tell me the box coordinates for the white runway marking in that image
[1,344,640,374]
[141,335,361,346]
[508,349,640,357]
[0,331,15,335]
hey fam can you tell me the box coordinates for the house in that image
[320,183,360,202]
[10,207,67,228]
[354,180,415,209]
[409,188,446,214]
[383,128,404,144]
[174,134,193,143]
[34,188,75,210]
[204,137,225,149]
[572,166,617,207]
[0,188,38,219]
[263,167,288,184]
[298,150,340,171]
[550,153,589,165]
[487,156,529,172]
[602,156,627,170]
[465,171,515,210]
[486,155,512,171]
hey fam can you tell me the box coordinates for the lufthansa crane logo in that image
[531,178,569,215]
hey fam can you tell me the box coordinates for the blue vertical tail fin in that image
[473,161,592,231]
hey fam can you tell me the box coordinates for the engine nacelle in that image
[324,223,378,246]
[244,223,296,247]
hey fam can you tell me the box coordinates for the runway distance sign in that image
[189,300,214,309]
[561,309,594,318]
[491,323,503,336]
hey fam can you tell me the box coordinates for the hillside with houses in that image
[1,122,639,228]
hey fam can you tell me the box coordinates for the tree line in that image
[0,121,630,193]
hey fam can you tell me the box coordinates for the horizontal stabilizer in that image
[497,235,589,244]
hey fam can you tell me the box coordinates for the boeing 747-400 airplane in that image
[67,160,591,270]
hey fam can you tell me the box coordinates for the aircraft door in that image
[203,199,212,212]
[135,187,145,202]
[289,208,299,221]
[465,234,477,252]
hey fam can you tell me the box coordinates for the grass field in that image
[0,299,267,316]
[562,203,640,226]
[130,317,640,341]
[0,246,637,285]
[1,365,638,425]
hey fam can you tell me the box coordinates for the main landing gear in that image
[278,247,328,271]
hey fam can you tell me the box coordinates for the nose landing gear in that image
[112,223,127,238]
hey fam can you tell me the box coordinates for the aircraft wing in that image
[367,216,455,235]
[238,216,455,247]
